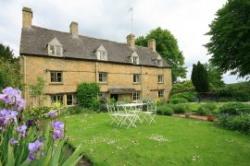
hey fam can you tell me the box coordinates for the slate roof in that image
[20,26,171,68]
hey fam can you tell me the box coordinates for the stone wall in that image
[21,55,172,106]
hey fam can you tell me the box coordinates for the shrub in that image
[76,83,100,110]
[157,104,174,116]
[171,81,195,94]
[218,102,250,116]
[25,106,50,119]
[196,103,217,116]
[216,102,250,133]
[171,104,188,114]
[217,114,250,133]
[215,82,250,101]
[170,92,198,102]
[169,97,188,104]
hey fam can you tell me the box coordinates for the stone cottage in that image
[20,7,172,106]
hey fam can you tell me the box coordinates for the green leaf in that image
[7,143,15,166]
[51,140,65,166]
[61,144,82,166]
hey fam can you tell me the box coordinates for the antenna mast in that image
[129,7,134,33]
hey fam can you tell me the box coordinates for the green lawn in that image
[61,113,250,166]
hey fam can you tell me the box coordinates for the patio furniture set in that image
[107,102,157,128]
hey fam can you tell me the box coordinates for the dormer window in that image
[48,45,62,56]
[156,56,163,66]
[96,45,108,61]
[131,52,139,65]
[48,38,63,56]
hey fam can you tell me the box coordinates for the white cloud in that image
[0,0,246,83]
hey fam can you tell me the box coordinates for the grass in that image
[61,113,250,166]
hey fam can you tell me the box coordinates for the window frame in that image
[51,94,64,104]
[48,45,63,56]
[158,90,164,98]
[133,74,141,83]
[158,75,164,83]
[66,94,77,106]
[98,72,108,83]
[50,71,63,83]
[132,91,140,101]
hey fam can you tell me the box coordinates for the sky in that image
[0,0,246,83]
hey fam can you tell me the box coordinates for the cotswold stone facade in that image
[20,7,172,107]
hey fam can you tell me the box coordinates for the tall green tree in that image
[206,0,250,77]
[0,44,16,62]
[0,44,21,90]
[136,27,186,82]
[205,62,225,90]
[191,62,209,93]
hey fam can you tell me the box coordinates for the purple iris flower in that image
[52,121,64,130]
[16,124,27,137]
[52,121,64,140]
[0,109,18,129]
[28,140,43,160]
[10,138,19,145]
[47,110,58,118]
[0,87,26,111]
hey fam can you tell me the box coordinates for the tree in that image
[29,77,45,106]
[0,44,21,90]
[205,62,224,90]
[136,27,186,82]
[206,0,250,77]
[0,43,16,62]
[191,62,209,93]
[0,59,22,90]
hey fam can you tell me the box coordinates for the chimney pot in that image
[70,21,78,38]
[22,7,33,28]
[126,33,135,48]
[148,39,156,52]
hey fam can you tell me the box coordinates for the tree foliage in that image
[136,27,186,82]
[206,0,250,77]
[0,44,21,90]
[0,44,16,62]
[205,62,224,90]
[191,62,209,93]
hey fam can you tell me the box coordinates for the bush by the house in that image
[157,104,174,116]
[196,103,217,116]
[76,83,100,110]
[169,97,188,104]
[25,106,50,119]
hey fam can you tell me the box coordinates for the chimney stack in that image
[148,39,156,52]
[70,21,78,38]
[126,33,135,48]
[22,7,33,28]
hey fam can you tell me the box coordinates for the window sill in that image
[133,82,141,85]
[98,82,108,85]
[158,82,164,84]
[49,82,64,85]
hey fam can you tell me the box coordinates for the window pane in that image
[99,72,107,82]
[50,72,62,83]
